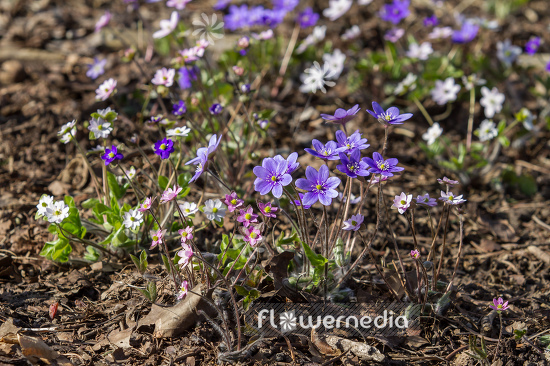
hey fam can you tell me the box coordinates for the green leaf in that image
[302,241,327,268]
[64,195,76,208]
[158,175,169,191]
[147,282,157,302]
[84,246,101,261]
[162,254,172,274]
[140,250,148,273]
[234,285,250,297]
[82,198,100,209]
[107,171,125,200]
[40,237,72,263]
[130,254,142,273]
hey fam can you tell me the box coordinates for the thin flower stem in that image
[323,205,329,302]
[328,178,350,245]
[232,247,258,286]
[434,207,451,290]
[69,133,102,199]
[427,205,448,263]
[466,87,476,151]
[426,207,435,240]
[382,126,390,157]
[118,165,143,202]
[149,210,181,288]
[493,313,503,364]
[207,167,232,193]
[446,213,464,293]
[332,178,352,253]
[412,96,435,126]
[225,243,250,281]
[56,224,122,260]
[283,187,308,247]
[136,145,159,179]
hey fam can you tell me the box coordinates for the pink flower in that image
[410,250,420,259]
[153,11,179,39]
[392,192,412,214]
[233,66,244,76]
[195,39,210,50]
[177,244,194,267]
[152,68,175,87]
[160,185,182,204]
[166,0,191,10]
[243,225,262,247]
[437,176,459,186]
[95,78,117,101]
[489,297,509,313]
[180,47,202,63]
[138,197,155,212]
[439,191,466,205]
[236,206,258,228]
[224,192,244,212]
[95,11,111,33]
[150,229,166,249]
[178,227,193,244]
[177,280,189,300]
[257,201,278,218]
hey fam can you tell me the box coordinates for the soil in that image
[2,0,550,365]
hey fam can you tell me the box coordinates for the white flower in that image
[496,39,521,66]
[167,126,191,137]
[480,86,504,118]
[95,78,117,101]
[60,128,76,144]
[179,202,199,217]
[461,74,486,91]
[516,108,534,131]
[342,25,360,40]
[151,68,175,87]
[394,73,417,95]
[88,117,112,139]
[422,122,443,145]
[96,107,117,120]
[392,193,412,214]
[126,166,136,180]
[477,120,498,142]
[123,209,143,230]
[153,11,179,39]
[299,61,336,94]
[203,199,226,221]
[431,78,460,105]
[252,29,274,40]
[192,12,225,44]
[406,42,433,60]
[323,0,352,21]
[322,49,346,79]
[45,201,70,223]
[58,120,76,136]
[166,0,191,10]
[428,27,453,39]
[358,0,373,4]
[296,25,326,54]
[36,195,54,216]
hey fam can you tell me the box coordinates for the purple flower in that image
[253,158,293,198]
[342,214,364,231]
[320,104,360,126]
[138,197,155,212]
[335,130,370,155]
[224,192,244,212]
[305,140,346,161]
[225,5,250,31]
[452,21,479,44]
[294,193,311,209]
[166,0,191,10]
[101,145,123,166]
[273,152,300,175]
[214,0,231,10]
[546,60,550,73]
[149,115,164,124]
[423,15,438,27]
[296,7,319,28]
[187,150,208,183]
[242,224,263,247]
[236,206,258,227]
[173,100,187,116]
[95,11,111,32]
[154,138,175,159]
[160,185,182,203]
[489,297,509,313]
[380,0,410,24]
[257,201,278,218]
[86,58,107,80]
[261,9,287,27]
[525,36,541,55]
[437,176,459,186]
[410,250,420,259]
[384,28,405,42]
[178,67,197,89]
[178,243,193,266]
[439,191,466,205]
[392,192,412,214]
[295,165,341,206]
[209,103,223,115]
[415,193,437,207]
[337,150,370,178]
[273,0,298,11]
[366,102,413,126]
[363,152,404,176]
[150,229,166,249]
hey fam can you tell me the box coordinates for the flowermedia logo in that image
[192,13,224,44]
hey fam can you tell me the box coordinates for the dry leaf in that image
[18,334,73,365]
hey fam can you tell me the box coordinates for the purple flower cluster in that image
[452,21,479,44]
[380,0,410,24]
[172,100,186,116]
[225,4,289,31]
[296,7,319,28]
[253,153,298,198]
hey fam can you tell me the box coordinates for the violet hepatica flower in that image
[153,11,179,39]
[335,130,370,155]
[186,149,208,183]
[392,192,412,214]
[295,165,341,206]
[452,21,479,44]
[209,103,223,115]
[172,100,186,116]
[337,150,370,179]
[497,40,522,66]
[294,193,312,209]
[236,206,258,228]
[366,102,413,126]
[380,0,410,24]
[152,68,175,87]
[253,158,293,198]
[296,7,319,28]
[415,193,437,207]
[342,214,364,231]
[423,15,438,27]
[384,28,404,42]
[257,201,278,218]
[224,192,244,212]
[95,78,117,101]
[166,0,191,10]
[489,297,509,313]
[438,176,459,186]
[363,152,404,177]
[150,229,166,249]
[160,185,183,204]
[525,36,541,55]
[439,191,466,205]
[320,104,360,126]
[95,11,111,32]
[86,58,107,80]
[273,152,300,175]
[154,138,175,159]
[305,140,345,161]
[101,146,123,166]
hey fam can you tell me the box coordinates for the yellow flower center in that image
[131,217,136,221]
[271,176,277,182]
[264,206,271,213]
[351,220,357,226]
[231,199,237,205]
[153,236,159,241]
[245,213,252,220]
[160,143,167,150]
[250,232,257,239]
[212,207,218,213]
[400,200,406,205]
[380,163,386,170]
[108,152,115,158]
